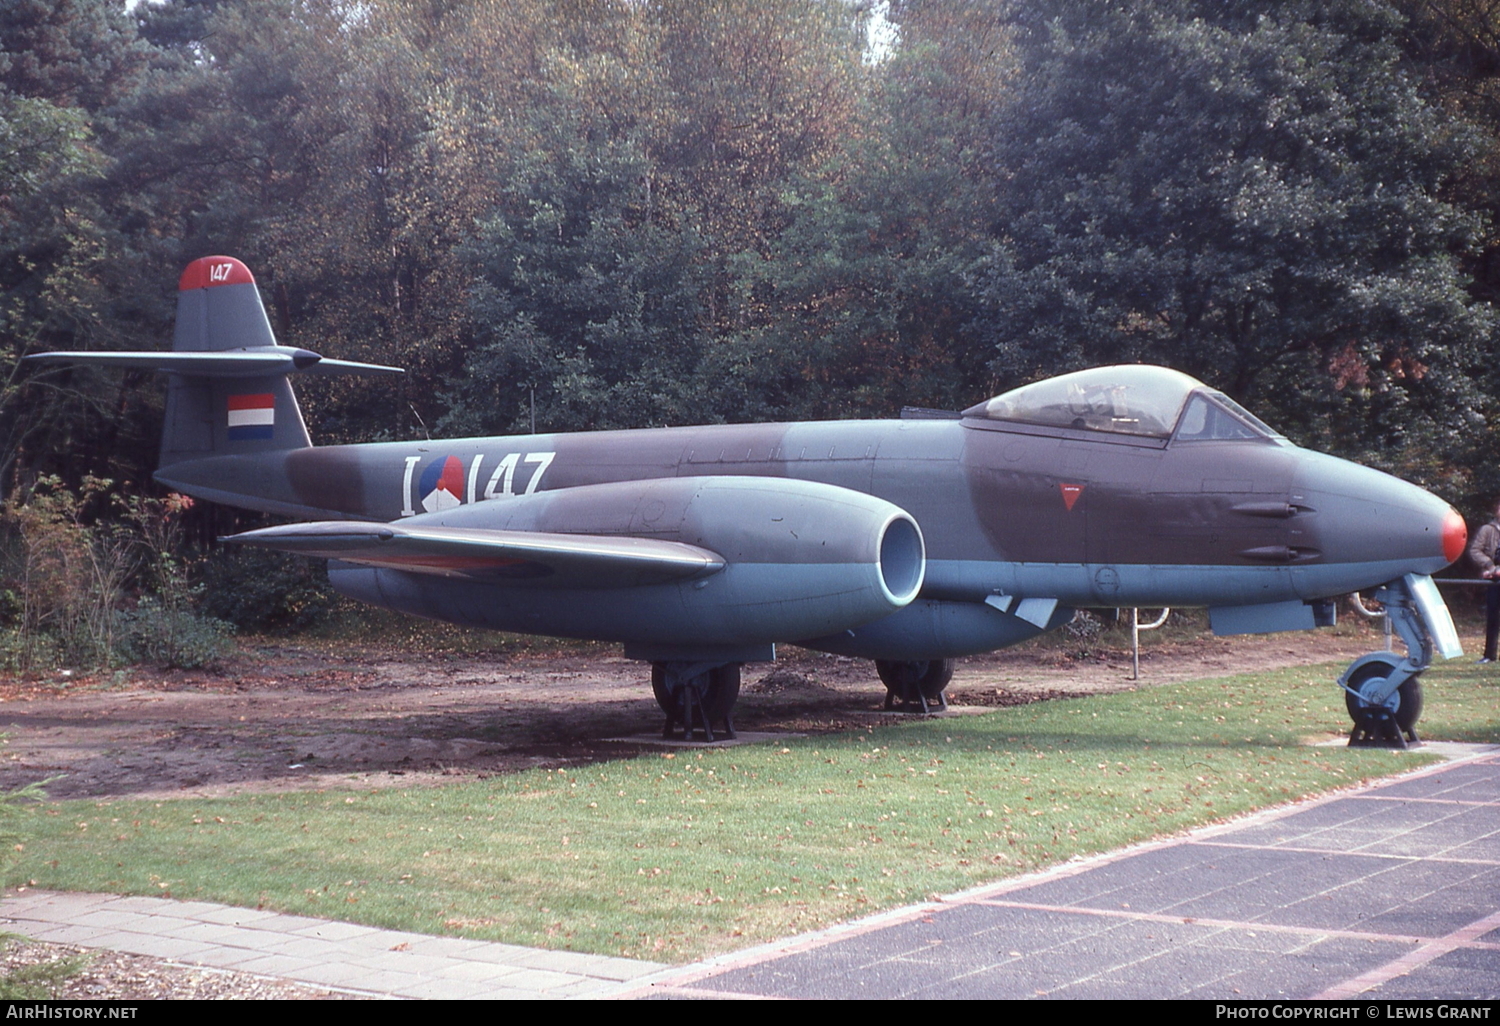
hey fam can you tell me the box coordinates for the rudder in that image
[161,256,310,468]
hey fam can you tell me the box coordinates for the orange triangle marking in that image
[1060,483,1084,511]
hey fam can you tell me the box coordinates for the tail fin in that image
[23,256,401,470]
[161,256,306,467]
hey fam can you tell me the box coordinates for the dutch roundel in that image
[418,455,465,513]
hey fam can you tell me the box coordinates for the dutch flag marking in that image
[227,393,275,441]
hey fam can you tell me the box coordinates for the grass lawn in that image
[7,657,1497,963]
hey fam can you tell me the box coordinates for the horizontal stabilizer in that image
[223,521,725,586]
[23,346,403,379]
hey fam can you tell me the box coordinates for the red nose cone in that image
[1443,509,1467,564]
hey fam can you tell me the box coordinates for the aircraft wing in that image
[223,521,724,586]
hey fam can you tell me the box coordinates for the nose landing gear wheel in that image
[876,659,953,713]
[1344,659,1422,747]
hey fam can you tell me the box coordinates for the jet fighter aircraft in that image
[25,256,1467,743]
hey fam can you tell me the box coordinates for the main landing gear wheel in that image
[652,663,740,742]
[876,659,953,713]
[1344,659,1423,747]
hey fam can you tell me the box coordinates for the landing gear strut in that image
[651,662,740,742]
[876,658,953,713]
[1339,576,1449,749]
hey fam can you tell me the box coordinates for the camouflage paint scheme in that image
[28,257,1466,679]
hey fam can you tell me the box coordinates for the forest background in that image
[6,0,1500,660]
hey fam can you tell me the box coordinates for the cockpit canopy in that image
[962,365,1282,442]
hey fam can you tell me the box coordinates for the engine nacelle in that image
[329,475,925,649]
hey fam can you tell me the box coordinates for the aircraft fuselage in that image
[158,412,1456,619]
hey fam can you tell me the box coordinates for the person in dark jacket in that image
[1468,501,1500,663]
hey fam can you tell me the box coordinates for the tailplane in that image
[24,256,401,469]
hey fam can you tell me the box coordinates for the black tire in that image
[875,659,954,704]
[1344,660,1423,732]
[652,663,741,720]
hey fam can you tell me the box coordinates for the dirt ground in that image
[0,617,1396,801]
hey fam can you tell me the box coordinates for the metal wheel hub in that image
[1351,677,1400,714]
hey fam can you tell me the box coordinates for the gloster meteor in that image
[26,257,1465,742]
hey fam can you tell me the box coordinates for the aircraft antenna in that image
[407,402,430,440]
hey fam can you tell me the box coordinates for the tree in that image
[0,0,149,111]
[0,0,149,494]
[117,0,491,445]
[700,0,1015,421]
[442,41,713,434]
[1389,0,1500,503]
[971,0,1493,485]
[445,0,889,431]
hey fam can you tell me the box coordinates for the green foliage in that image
[444,95,714,433]
[443,0,874,432]
[0,477,130,670]
[114,600,232,670]
[198,548,338,633]
[972,0,1494,482]
[0,480,233,669]
[0,0,150,109]
[0,87,117,492]
[0,94,94,201]
[0,0,150,486]
[117,491,234,668]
